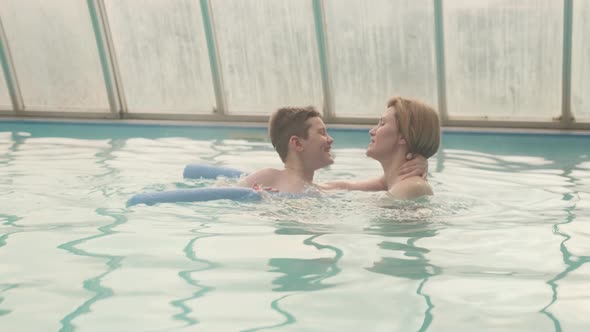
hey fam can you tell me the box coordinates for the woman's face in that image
[366,107,403,161]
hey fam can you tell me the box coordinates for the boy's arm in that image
[398,153,428,180]
[321,176,386,191]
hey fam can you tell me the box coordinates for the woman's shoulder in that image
[388,176,433,200]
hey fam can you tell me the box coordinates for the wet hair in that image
[268,106,321,162]
[387,97,440,158]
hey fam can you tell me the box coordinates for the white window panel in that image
[572,0,590,122]
[104,0,216,114]
[325,0,437,117]
[445,0,562,119]
[0,0,109,111]
[211,0,322,115]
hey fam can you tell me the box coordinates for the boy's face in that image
[299,117,334,170]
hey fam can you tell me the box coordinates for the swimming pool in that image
[0,120,589,331]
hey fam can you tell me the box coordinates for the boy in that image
[241,106,333,193]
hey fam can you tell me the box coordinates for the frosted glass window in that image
[0,0,109,111]
[211,0,322,115]
[104,0,216,114]
[572,0,590,122]
[445,0,562,119]
[325,0,437,117]
[0,65,11,108]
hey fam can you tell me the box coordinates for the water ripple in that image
[57,208,127,332]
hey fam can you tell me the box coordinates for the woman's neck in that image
[379,150,408,190]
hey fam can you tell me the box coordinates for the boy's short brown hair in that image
[269,106,321,162]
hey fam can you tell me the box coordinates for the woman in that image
[323,97,440,200]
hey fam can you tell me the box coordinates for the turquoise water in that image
[0,120,589,331]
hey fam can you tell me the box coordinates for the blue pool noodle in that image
[127,187,262,207]
[127,164,259,207]
[183,164,244,179]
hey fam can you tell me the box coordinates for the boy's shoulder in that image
[241,168,282,187]
[249,168,282,178]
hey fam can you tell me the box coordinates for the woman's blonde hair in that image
[387,97,440,158]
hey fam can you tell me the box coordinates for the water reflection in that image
[242,222,344,331]
[57,208,126,332]
[0,283,18,316]
[0,131,20,204]
[271,225,343,292]
[541,160,590,331]
[57,133,128,331]
[365,221,443,332]
[0,208,24,319]
[172,226,219,327]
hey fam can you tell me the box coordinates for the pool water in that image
[0,121,589,331]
